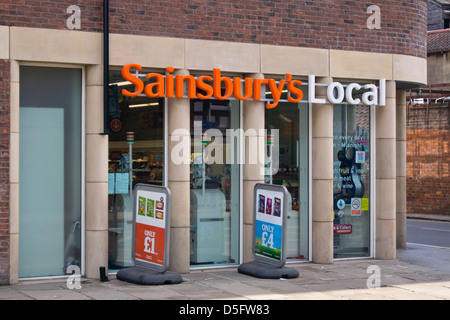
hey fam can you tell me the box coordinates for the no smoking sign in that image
[351,198,361,216]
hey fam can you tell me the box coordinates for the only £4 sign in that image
[132,184,171,272]
[253,183,288,267]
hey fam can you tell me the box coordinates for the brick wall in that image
[407,105,450,215]
[0,0,428,58]
[0,60,9,284]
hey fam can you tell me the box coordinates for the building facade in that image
[406,28,450,216]
[0,0,428,284]
[428,0,450,30]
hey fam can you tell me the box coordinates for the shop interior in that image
[333,103,371,258]
[107,70,165,269]
[189,97,241,267]
[105,70,312,269]
[265,92,310,261]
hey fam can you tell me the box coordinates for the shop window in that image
[265,83,310,261]
[189,97,240,267]
[333,103,371,258]
[107,70,165,270]
[19,66,82,277]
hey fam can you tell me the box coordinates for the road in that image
[407,219,450,248]
[397,219,450,274]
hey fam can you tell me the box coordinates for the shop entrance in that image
[19,66,83,278]
[189,99,240,266]
[107,70,165,269]
[265,95,310,261]
[333,103,371,258]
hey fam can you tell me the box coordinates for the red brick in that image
[0,0,428,58]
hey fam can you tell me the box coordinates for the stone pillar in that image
[396,90,407,249]
[375,80,396,259]
[85,64,109,278]
[9,60,19,284]
[167,69,191,273]
[311,76,334,264]
[242,73,265,262]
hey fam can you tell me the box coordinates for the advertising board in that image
[132,184,171,272]
[253,183,288,267]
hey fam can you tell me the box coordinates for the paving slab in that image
[1,258,449,301]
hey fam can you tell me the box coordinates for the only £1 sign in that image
[132,184,171,272]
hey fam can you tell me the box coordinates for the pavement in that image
[407,213,450,222]
[1,258,449,302]
[0,215,448,302]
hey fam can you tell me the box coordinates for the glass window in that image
[190,98,240,267]
[108,69,165,270]
[19,66,82,277]
[265,83,309,261]
[333,103,371,258]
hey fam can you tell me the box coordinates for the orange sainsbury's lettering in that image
[196,75,213,99]
[233,77,253,100]
[144,73,165,98]
[267,78,286,109]
[253,78,269,101]
[288,80,304,103]
[122,63,144,97]
[213,68,233,100]
[175,74,196,99]
[165,66,175,98]
[120,65,304,109]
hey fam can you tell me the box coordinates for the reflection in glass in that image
[333,104,371,258]
[189,99,240,266]
[107,70,165,270]
[265,85,309,261]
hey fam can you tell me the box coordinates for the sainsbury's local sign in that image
[121,64,386,108]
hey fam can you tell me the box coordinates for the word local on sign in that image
[121,64,386,109]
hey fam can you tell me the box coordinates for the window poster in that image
[253,184,288,266]
[115,172,130,194]
[132,184,170,272]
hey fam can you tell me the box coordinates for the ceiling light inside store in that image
[129,102,159,108]
[109,81,133,87]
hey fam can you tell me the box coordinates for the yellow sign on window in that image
[361,198,369,211]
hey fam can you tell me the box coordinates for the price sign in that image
[253,183,288,267]
[132,184,171,272]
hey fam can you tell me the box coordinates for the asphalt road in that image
[407,219,450,248]
[397,219,450,274]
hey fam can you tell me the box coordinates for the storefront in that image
[98,54,415,276]
[0,0,428,283]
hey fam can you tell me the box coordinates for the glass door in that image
[107,69,165,270]
[265,84,310,261]
[333,103,371,258]
[19,66,82,278]
[190,98,240,267]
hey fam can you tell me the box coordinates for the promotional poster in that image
[133,184,170,271]
[253,185,287,264]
